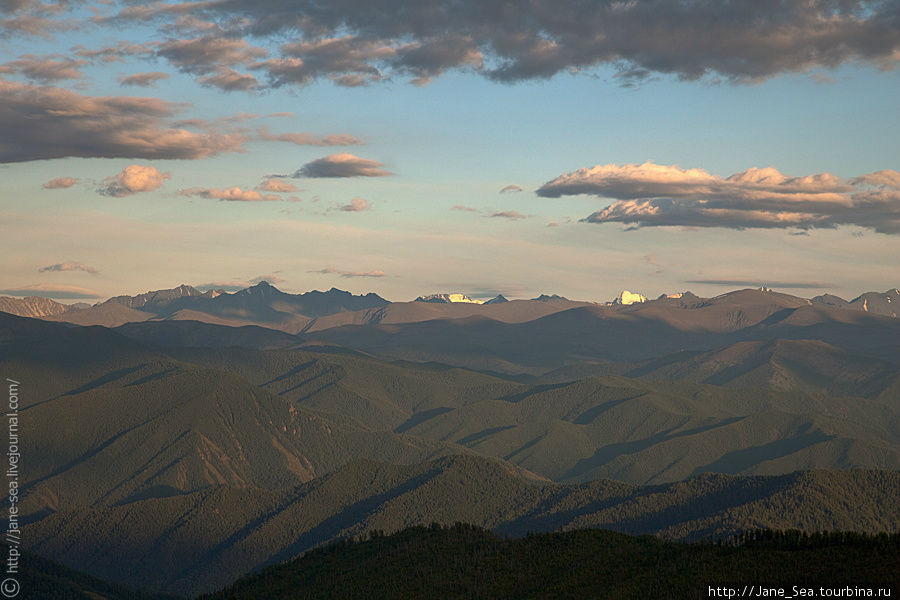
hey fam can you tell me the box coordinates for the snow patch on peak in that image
[416,293,483,304]
[615,290,647,305]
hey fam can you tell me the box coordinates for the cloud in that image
[110,1,900,88]
[294,153,391,178]
[257,178,297,193]
[194,281,249,292]
[451,205,478,212]
[180,186,283,202]
[119,71,170,87]
[0,53,85,83]
[538,161,900,234]
[195,273,285,291]
[852,170,900,189]
[0,1,73,37]
[499,184,522,193]
[339,197,369,212]
[686,279,832,289]
[99,165,170,197]
[310,266,386,278]
[157,34,268,75]
[0,284,101,300]
[42,176,77,189]
[255,36,394,87]
[490,210,528,220]
[38,261,99,275]
[257,126,363,146]
[0,78,247,162]
[73,42,157,63]
[198,67,259,91]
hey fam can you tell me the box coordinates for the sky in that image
[1,0,899,304]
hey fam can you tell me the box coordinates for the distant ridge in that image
[0,295,74,318]
[40,282,389,331]
[415,293,482,304]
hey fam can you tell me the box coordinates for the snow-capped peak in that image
[614,290,647,305]
[415,293,483,304]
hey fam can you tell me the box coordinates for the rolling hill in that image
[23,456,900,596]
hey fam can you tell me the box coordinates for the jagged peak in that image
[532,294,568,302]
[416,293,482,304]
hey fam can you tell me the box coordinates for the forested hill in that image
[203,524,900,600]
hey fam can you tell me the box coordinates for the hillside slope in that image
[24,457,900,596]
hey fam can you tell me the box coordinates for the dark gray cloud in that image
[538,161,900,234]
[686,279,832,289]
[119,71,170,87]
[0,0,72,36]
[256,36,393,87]
[499,184,522,193]
[490,210,528,220]
[198,67,259,91]
[0,0,33,13]
[293,153,391,178]
[108,0,900,88]
[157,34,268,75]
[309,266,386,278]
[39,261,99,275]
[0,78,247,162]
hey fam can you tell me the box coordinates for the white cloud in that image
[339,197,369,212]
[42,177,77,189]
[257,179,297,193]
[180,186,282,202]
[99,165,170,197]
[537,162,900,234]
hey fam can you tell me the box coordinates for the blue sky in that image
[1,0,899,303]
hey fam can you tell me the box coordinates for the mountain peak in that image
[532,294,568,302]
[484,294,509,304]
[104,284,202,310]
[613,290,647,305]
[415,293,483,304]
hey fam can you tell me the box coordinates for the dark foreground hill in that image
[24,456,900,596]
[9,545,179,600]
[203,524,899,600]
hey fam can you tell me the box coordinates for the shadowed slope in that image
[23,456,900,596]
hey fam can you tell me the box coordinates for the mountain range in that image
[2,282,898,596]
[2,283,897,332]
